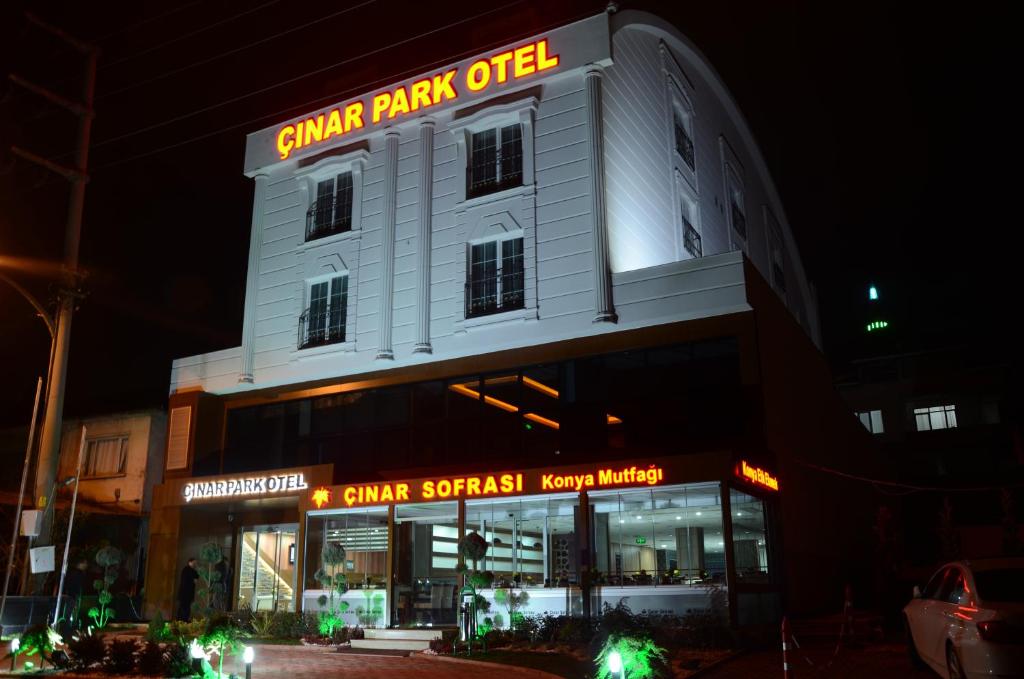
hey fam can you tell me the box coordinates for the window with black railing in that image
[467,124,523,199]
[683,217,702,258]
[730,199,746,240]
[299,275,347,349]
[674,115,695,171]
[306,172,353,241]
[466,237,524,318]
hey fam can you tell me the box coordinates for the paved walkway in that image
[224,645,560,679]
[699,642,934,679]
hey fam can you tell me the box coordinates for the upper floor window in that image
[679,190,701,259]
[468,123,523,199]
[466,236,524,318]
[299,274,348,349]
[914,404,957,431]
[84,435,129,478]
[729,190,747,241]
[856,410,884,434]
[721,139,747,250]
[306,172,353,241]
[674,111,695,171]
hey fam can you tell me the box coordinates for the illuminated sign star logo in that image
[311,487,332,509]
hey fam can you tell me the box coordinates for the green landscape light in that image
[866,320,889,332]
[608,650,624,678]
[869,285,878,301]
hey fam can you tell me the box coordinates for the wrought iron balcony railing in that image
[683,221,702,258]
[298,307,346,349]
[465,270,525,319]
[306,194,352,242]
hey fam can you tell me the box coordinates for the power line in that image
[794,459,1023,494]
[90,0,527,151]
[101,0,283,70]
[93,0,206,43]
[99,0,379,99]
[4,4,600,190]
[94,6,595,173]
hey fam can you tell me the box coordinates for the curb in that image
[418,652,567,679]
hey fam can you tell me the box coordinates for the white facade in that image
[170,11,820,395]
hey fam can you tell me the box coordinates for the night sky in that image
[0,0,1016,427]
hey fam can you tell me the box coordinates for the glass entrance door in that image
[237,524,298,612]
[392,502,459,627]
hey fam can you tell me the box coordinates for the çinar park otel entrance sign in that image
[243,14,613,173]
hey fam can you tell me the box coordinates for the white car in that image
[904,558,1024,678]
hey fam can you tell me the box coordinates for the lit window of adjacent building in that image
[300,274,348,349]
[83,435,129,478]
[466,235,524,318]
[467,123,523,199]
[914,404,957,431]
[306,172,353,241]
[856,410,884,434]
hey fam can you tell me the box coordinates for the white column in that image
[239,172,269,383]
[585,66,617,324]
[414,120,435,354]
[377,129,400,360]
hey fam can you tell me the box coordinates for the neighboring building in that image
[0,410,166,594]
[837,346,1024,568]
[145,10,876,626]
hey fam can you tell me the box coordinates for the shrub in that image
[105,638,138,674]
[162,641,193,678]
[14,624,63,668]
[89,546,122,629]
[146,610,171,642]
[66,630,107,671]
[201,615,246,679]
[250,611,275,638]
[594,633,668,679]
[136,641,165,676]
[429,629,458,654]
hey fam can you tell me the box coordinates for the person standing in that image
[177,558,199,621]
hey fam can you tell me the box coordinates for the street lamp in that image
[243,645,254,679]
[608,649,625,679]
[10,637,19,671]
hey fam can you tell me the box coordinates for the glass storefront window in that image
[304,508,389,592]
[465,494,578,589]
[730,488,770,583]
[392,501,459,627]
[590,483,725,586]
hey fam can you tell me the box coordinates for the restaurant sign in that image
[183,472,310,503]
[319,463,667,509]
[735,460,779,492]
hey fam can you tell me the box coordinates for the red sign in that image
[735,460,779,491]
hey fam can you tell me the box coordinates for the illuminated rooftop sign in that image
[735,460,779,492]
[183,472,309,502]
[244,14,611,173]
[317,463,666,509]
[275,39,559,161]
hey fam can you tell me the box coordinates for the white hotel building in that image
[145,10,874,630]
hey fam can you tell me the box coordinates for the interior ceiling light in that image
[521,376,622,424]
[449,378,619,428]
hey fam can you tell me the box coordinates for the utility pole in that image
[8,12,98,586]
